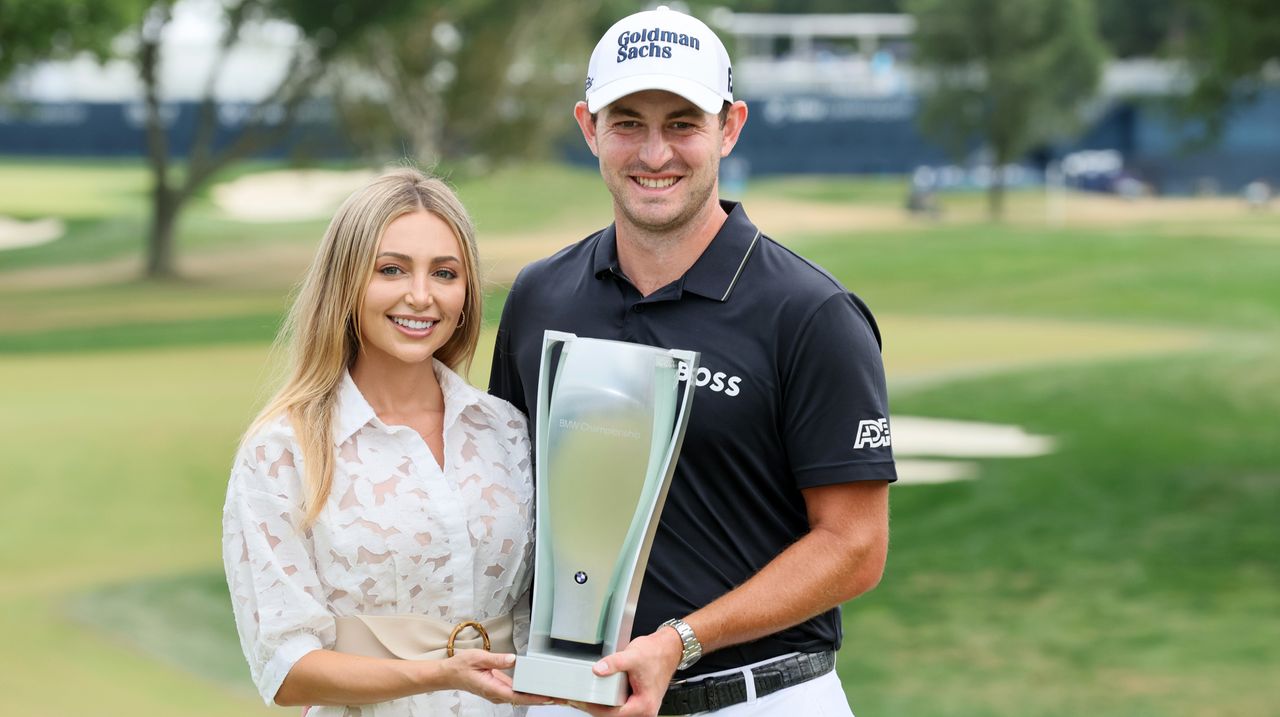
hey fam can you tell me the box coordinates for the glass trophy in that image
[512,330,698,706]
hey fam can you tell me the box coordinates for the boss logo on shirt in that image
[854,418,892,449]
[677,361,742,397]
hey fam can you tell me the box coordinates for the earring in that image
[457,311,466,328]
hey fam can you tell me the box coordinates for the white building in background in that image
[710,9,1184,100]
[5,0,298,104]
[711,11,916,98]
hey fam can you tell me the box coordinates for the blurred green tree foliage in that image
[1181,0,1280,125]
[1093,0,1186,58]
[336,0,603,169]
[0,0,139,81]
[907,0,1106,219]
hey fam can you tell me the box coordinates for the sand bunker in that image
[891,415,1056,485]
[212,169,377,222]
[894,459,978,485]
[0,216,65,250]
[892,416,1055,459]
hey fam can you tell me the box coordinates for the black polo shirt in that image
[490,200,896,677]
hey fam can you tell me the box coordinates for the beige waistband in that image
[333,613,515,661]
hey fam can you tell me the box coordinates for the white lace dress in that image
[223,361,535,717]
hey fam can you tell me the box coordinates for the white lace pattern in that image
[223,361,534,716]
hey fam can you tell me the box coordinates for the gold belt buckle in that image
[446,620,492,657]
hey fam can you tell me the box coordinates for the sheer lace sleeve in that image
[222,425,336,705]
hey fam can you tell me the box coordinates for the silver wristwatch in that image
[660,618,703,671]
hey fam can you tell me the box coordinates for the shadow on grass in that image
[0,313,285,354]
[65,570,255,698]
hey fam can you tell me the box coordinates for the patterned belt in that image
[658,651,836,715]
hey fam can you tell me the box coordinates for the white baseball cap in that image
[585,5,733,115]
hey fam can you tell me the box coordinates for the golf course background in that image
[1,160,1276,716]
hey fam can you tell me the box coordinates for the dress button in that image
[633,305,645,313]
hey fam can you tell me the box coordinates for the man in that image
[490,6,895,715]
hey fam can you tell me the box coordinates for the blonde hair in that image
[246,168,482,526]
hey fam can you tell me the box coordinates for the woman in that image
[222,168,548,715]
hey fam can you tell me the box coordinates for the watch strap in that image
[660,618,703,671]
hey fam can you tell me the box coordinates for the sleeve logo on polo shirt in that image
[854,418,892,449]
[676,360,742,397]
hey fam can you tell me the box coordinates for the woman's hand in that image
[444,650,558,706]
[277,649,558,707]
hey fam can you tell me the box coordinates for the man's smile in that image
[633,176,681,189]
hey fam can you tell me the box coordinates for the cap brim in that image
[587,74,726,115]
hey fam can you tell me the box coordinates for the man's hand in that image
[566,627,684,716]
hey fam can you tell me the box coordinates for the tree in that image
[336,0,600,169]
[130,0,419,278]
[1093,0,1185,59]
[907,0,1107,219]
[0,0,138,81]
[1180,0,1280,127]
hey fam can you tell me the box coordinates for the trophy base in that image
[513,652,628,706]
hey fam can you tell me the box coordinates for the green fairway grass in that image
[801,223,1280,330]
[0,159,150,218]
[1,160,1277,716]
[0,344,278,714]
[841,348,1280,716]
[744,174,909,204]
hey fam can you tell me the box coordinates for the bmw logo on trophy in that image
[512,331,699,706]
